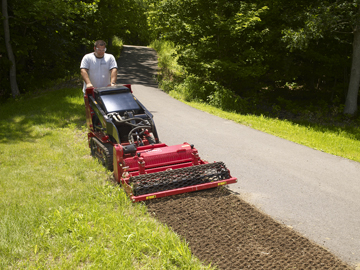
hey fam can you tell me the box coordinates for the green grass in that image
[169,90,360,163]
[0,88,212,269]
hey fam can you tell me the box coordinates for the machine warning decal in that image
[144,148,162,153]
[146,195,156,200]
[218,182,226,186]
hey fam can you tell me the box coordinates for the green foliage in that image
[110,36,124,59]
[281,1,356,51]
[147,0,359,115]
[93,0,150,46]
[153,0,270,93]
[0,0,151,101]
[150,40,184,82]
[153,36,359,127]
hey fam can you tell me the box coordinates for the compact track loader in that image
[84,85,237,202]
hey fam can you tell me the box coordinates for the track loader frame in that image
[84,85,237,202]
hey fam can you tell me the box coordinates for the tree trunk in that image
[344,6,360,115]
[2,0,20,98]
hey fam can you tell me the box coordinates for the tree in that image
[148,0,270,96]
[2,0,20,98]
[344,4,360,114]
[93,0,150,46]
[0,0,156,101]
[282,0,360,115]
[0,0,101,97]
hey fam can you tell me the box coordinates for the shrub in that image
[111,36,123,59]
[150,40,183,82]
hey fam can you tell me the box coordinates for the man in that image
[80,40,118,93]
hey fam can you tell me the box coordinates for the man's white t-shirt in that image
[80,52,118,92]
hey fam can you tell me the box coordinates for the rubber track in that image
[91,137,113,171]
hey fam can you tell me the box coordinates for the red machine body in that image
[84,85,237,202]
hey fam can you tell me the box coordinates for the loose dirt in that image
[146,187,352,269]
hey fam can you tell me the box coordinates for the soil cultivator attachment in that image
[85,85,237,202]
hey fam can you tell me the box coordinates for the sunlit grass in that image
[0,88,212,269]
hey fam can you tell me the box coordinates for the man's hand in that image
[81,69,93,89]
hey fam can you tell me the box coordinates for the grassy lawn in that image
[0,88,211,269]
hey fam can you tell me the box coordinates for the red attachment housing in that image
[113,142,237,202]
[113,143,204,181]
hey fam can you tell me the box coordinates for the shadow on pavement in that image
[116,45,159,87]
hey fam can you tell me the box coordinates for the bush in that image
[207,85,253,113]
[111,36,123,59]
[151,39,255,113]
[150,40,183,82]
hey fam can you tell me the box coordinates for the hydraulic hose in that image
[128,125,152,143]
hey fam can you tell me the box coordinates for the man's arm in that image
[110,68,117,85]
[80,68,93,88]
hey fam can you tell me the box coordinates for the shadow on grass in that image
[263,110,360,142]
[241,110,360,143]
[257,89,360,141]
[222,88,360,142]
[300,121,360,141]
[0,87,86,144]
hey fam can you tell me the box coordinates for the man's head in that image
[94,40,106,58]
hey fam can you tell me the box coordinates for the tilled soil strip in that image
[146,187,353,270]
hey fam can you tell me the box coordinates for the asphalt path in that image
[117,45,360,267]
